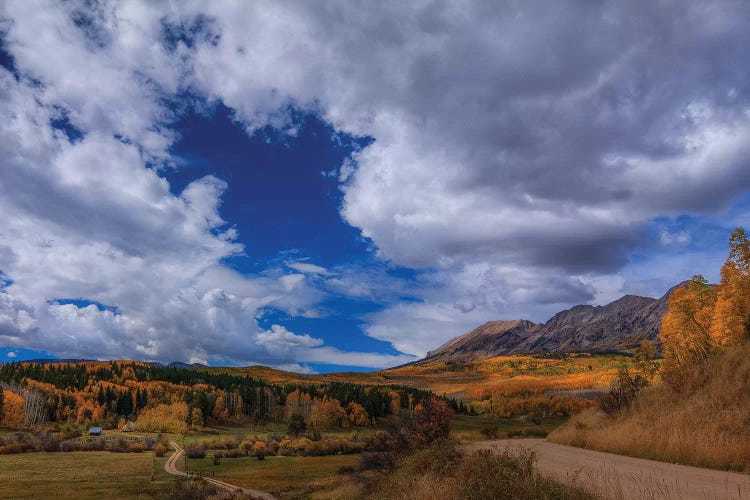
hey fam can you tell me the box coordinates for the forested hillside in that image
[0,360,446,433]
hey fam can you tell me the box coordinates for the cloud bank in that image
[1,1,750,362]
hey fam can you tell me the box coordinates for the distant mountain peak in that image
[421,286,677,364]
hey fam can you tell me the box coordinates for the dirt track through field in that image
[165,441,276,500]
[465,439,750,500]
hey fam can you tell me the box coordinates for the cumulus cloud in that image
[1,1,750,361]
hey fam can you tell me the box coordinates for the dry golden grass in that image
[361,439,597,500]
[550,343,750,471]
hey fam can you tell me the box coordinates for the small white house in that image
[122,421,135,432]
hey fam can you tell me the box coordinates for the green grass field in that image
[0,450,173,499]
[181,453,359,498]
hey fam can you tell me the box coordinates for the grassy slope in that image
[0,451,172,499]
[550,343,750,471]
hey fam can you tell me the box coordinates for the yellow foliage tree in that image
[660,275,715,381]
[661,228,750,387]
[134,402,188,433]
[710,228,750,346]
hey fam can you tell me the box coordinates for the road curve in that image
[465,439,750,500]
[165,441,276,500]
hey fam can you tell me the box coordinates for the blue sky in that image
[1,2,750,372]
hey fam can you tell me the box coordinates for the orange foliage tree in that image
[347,402,369,426]
[407,396,454,446]
[1,391,25,428]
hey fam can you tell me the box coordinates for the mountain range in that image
[422,284,680,364]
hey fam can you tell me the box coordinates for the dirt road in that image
[165,441,276,500]
[465,439,750,500]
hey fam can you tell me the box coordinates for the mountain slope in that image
[422,286,676,363]
[425,320,541,362]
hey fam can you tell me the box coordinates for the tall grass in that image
[361,439,596,500]
[550,343,750,471]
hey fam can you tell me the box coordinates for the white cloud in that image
[660,230,691,246]
[6,351,16,358]
[1,1,749,364]
[287,262,331,276]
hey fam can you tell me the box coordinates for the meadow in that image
[0,450,172,499]
[181,453,360,498]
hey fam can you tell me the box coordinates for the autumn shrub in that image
[359,450,397,471]
[0,442,24,454]
[160,478,217,500]
[59,423,83,441]
[204,438,235,450]
[363,430,392,451]
[456,447,594,500]
[109,438,132,453]
[597,367,648,415]
[251,440,267,459]
[185,446,206,459]
[362,440,594,500]
[80,438,106,451]
[154,443,167,457]
[129,442,146,453]
[405,396,454,447]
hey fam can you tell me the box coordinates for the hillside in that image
[423,287,675,363]
[549,342,750,470]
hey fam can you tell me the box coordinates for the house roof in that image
[89,427,102,433]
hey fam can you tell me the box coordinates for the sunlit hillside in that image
[203,353,629,420]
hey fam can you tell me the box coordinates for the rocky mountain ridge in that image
[423,284,679,363]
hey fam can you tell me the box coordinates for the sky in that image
[1,1,750,372]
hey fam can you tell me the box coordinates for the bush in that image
[154,443,167,457]
[457,447,593,499]
[160,478,217,500]
[211,452,222,465]
[0,442,24,454]
[185,446,206,459]
[598,367,648,415]
[359,451,397,471]
[129,442,146,453]
[364,440,593,500]
[406,396,454,447]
